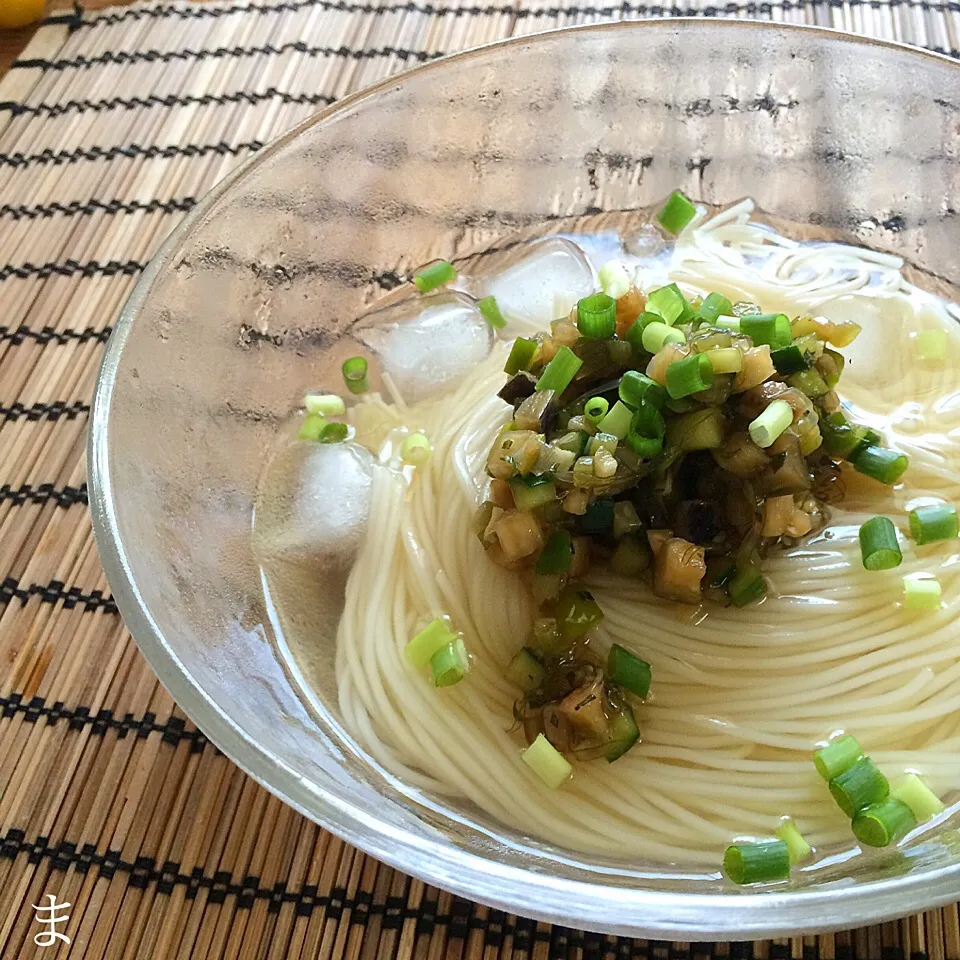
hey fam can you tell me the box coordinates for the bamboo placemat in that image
[1,1,960,957]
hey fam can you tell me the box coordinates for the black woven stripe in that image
[12,41,446,72]
[0,325,111,345]
[59,0,960,29]
[0,483,88,508]
[0,259,144,281]
[0,400,91,420]
[0,196,196,221]
[0,694,209,748]
[0,88,336,120]
[0,577,118,614]
[0,138,263,169]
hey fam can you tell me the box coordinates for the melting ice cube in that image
[253,440,374,571]
[475,237,594,333]
[355,292,494,404]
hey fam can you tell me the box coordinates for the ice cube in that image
[355,292,494,404]
[476,237,594,332]
[253,440,374,571]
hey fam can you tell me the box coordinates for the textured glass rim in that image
[89,19,960,939]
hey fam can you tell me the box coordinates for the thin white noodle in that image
[334,205,960,863]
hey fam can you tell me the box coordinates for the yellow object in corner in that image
[0,0,47,29]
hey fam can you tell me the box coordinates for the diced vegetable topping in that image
[908,503,958,545]
[478,294,507,329]
[656,190,698,235]
[342,356,369,394]
[607,644,652,698]
[903,576,941,610]
[852,799,916,848]
[406,617,461,670]
[723,840,790,885]
[599,260,632,300]
[521,733,573,788]
[413,259,456,292]
[401,432,432,466]
[578,293,618,340]
[304,393,345,416]
[889,773,945,823]
[828,756,889,817]
[814,734,863,781]
[430,637,469,687]
[858,517,902,571]
[774,819,812,865]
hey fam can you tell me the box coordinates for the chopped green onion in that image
[852,798,916,848]
[829,756,889,817]
[698,292,733,325]
[787,369,830,398]
[478,295,507,330]
[852,446,909,485]
[609,536,651,575]
[627,402,666,459]
[536,529,572,574]
[607,643,652,698]
[406,617,460,670]
[814,734,864,781]
[319,421,349,444]
[521,733,572,789]
[723,840,790,886]
[623,311,662,354]
[430,637,469,687]
[903,576,941,610]
[714,316,741,331]
[413,259,456,292]
[748,399,793,448]
[553,586,604,644]
[728,563,766,607]
[604,704,640,762]
[577,293,617,340]
[504,337,538,375]
[770,345,809,375]
[646,283,691,326]
[908,503,958,545]
[505,647,545,691]
[298,413,327,441]
[619,370,667,410]
[775,819,812,865]
[304,393,345,416]
[656,190,698,235]
[665,353,714,400]
[858,516,902,571]
[536,346,583,394]
[706,347,743,374]
[741,313,792,350]
[584,396,610,424]
[598,260,632,300]
[821,420,874,460]
[342,356,369,394]
[598,400,634,440]
[401,432,431,465]
[641,321,685,353]
[509,476,557,512]
[916,328,947,361]
[889,773,945,823]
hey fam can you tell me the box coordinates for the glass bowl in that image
[89,20,960,939]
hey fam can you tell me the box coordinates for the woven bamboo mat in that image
[1,1,960,957]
